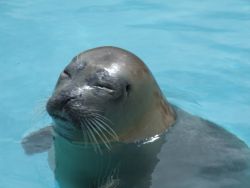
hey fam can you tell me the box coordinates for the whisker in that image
[79,123,86,143]
[94,116,119,141]
[82,120,93,144]
[93,113,114,127]
[88,120,112,150]
[31,98,49,124]
[92,119,116,141]
[91,113,115,129]
[85,118,102,154]
[84,120,98,153]
[94,117,116,139]
[80,121,91,147]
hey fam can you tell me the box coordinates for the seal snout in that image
[46,90,81,122]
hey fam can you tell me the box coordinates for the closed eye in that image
[94,82,114,91]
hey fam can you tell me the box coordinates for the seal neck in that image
[119,100,176,143]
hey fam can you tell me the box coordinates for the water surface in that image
[0,0,250,187]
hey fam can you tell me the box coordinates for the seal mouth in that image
[52,113,69,122]
[49,112,70,123]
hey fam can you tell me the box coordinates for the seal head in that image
[46,46,176,144]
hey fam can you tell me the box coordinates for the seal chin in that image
[52,117,86,143]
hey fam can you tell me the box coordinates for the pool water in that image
[0,0,250,187]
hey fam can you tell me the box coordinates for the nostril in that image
[48,94,77,110]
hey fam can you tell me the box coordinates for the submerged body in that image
[48,106,250,188]
[22,47,250,188]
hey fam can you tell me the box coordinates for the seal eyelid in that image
[94,82,114,91]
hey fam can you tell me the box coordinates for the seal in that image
[46,46,176,146]
[22,46,250,188]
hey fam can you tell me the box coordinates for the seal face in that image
[46,46,176,146]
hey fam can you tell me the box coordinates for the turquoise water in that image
[0,0,250,187]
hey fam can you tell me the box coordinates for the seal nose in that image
[46,90,77,116]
